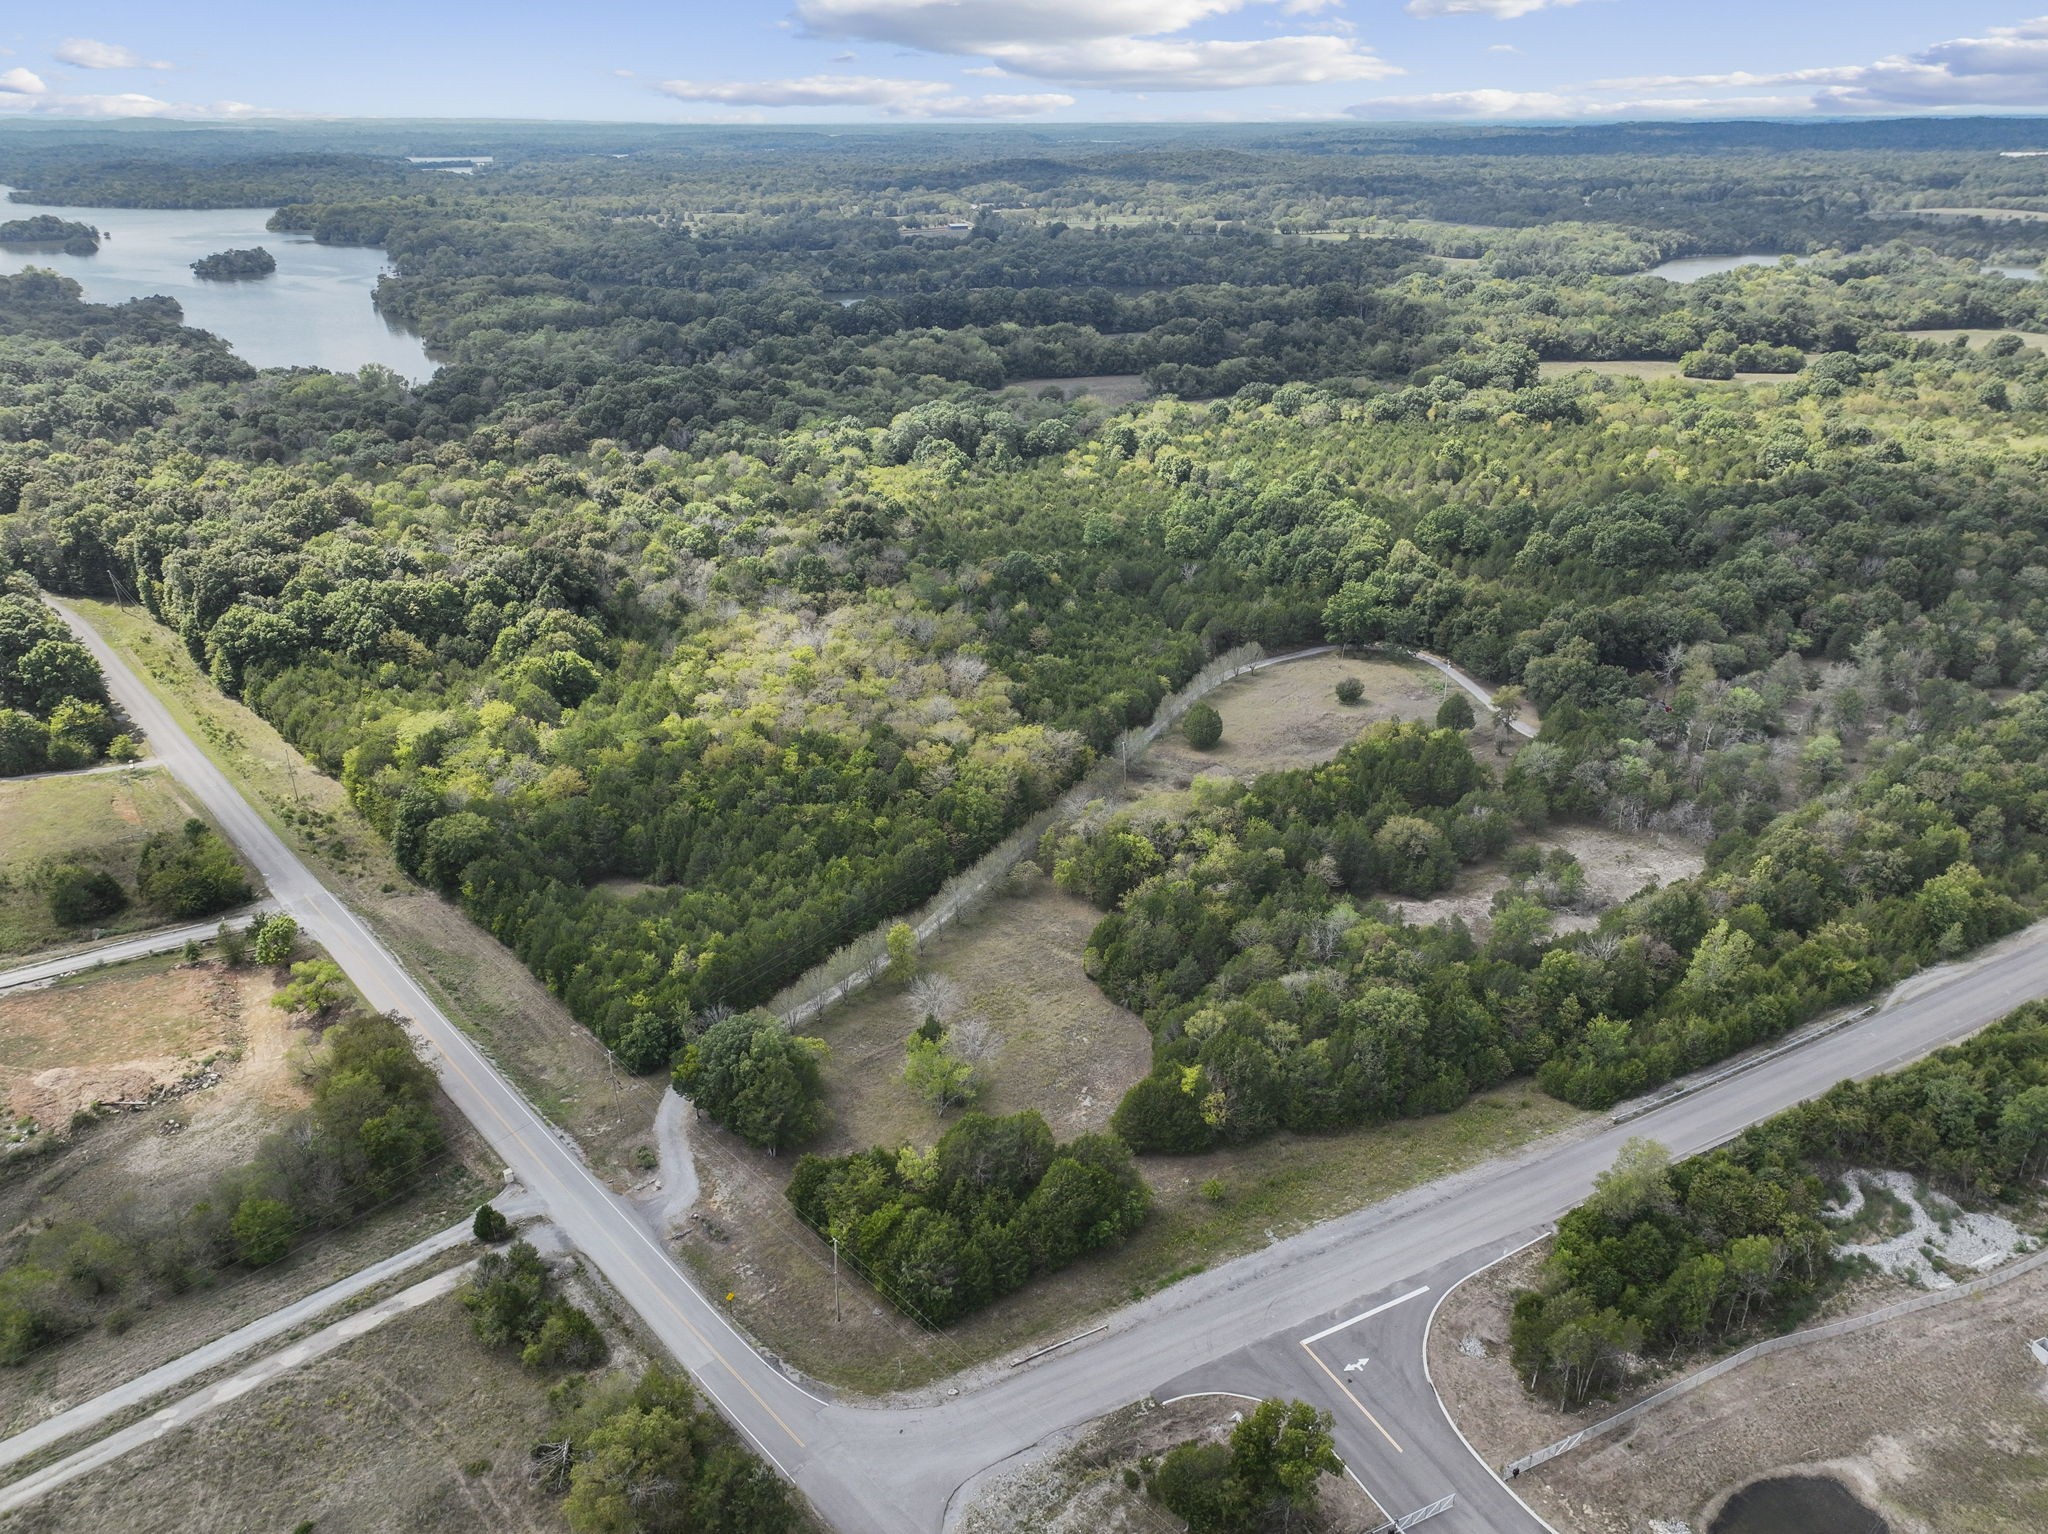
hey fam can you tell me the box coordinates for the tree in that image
[252,913,299,966]
[885,921,919,984]
[473,1203,513,1243]
[673,1011,828,1151]
[44,865,126,926]
[1183,702,1224,751]
[1154,1398,1342,1533]
[272,958,347,1019]
[136,820,251,919]
[904,1032,982,1115]
[1586,1137,1674,1224]
[1489,685,1524,742]
[1436,690,1475,731]
[230,1196,296,1266]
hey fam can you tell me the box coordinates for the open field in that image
[1136,650,1457,789]
[0,1291,566,1534]
[1434,1252,2048,1534]
[66,601,662,1184]
[1007,374,1151,406]
[682,1082,1587,1395]
[809,879,1152,1157]
[1905,328,2048,351]
[0,768,212,962]
[959,1396,1382,1534]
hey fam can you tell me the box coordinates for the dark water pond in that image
[1710,1476,1891,1534]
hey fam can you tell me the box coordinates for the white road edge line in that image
[1299,1285,1430,1347]
[1421,1234,1566,1534]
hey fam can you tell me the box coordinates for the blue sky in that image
[6,3,2048,123]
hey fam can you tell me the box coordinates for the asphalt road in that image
[0,904,275,993]
[53,598,2048,1534]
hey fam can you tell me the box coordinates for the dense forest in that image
[0,582,119,775]
[5,121,2048,1306]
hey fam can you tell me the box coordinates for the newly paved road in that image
[54,599,2048,1534]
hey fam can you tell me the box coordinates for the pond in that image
[1985,263,2042,282]
[0,185,433,379]
[1645,254,1809,283]
[1710,1475,1891,1534]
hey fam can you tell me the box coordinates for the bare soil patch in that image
[0,1291,565,1534]
[0,958,282,1132]
[0,768,211,962]
[960,1396,1382,1534]
[1905,327,2048,352]
[809,879,1153,1157]
[1538,360,1795,386]
[1386,824,1705,938]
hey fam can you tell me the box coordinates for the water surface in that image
[1646,254,1806,283]
[1,185,432,378]
[1710,1475,1890,1534]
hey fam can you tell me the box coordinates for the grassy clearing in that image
[1904,328,2048,351]
[0,768,212,962]
[683,1082,1587,1396]
[0,1292,565,1534]
[65,600,659,1182]
[1537,360,1794,385]
[809,878,1152,1157]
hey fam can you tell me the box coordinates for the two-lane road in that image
[54,597,2048,1534]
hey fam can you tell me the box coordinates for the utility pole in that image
[832,1234,842,1325]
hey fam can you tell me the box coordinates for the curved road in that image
[52,599,2048,1534]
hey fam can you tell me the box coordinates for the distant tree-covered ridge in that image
[190,246,276,280]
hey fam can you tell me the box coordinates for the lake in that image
[1646,254,1806,283]
[0,186,433,379]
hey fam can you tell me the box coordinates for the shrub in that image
[1436,691,1476,731]
[252,913,299,966]
[1182,702,1223,750]
[231,1196,296,1267]
[673,1011,828,1151]
[45,865,126,926]
[1334,677,1364,705]
[137,819,251,919]
[473,1203,513,1243]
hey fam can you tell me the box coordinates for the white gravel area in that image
[1825,1169,2032,1288]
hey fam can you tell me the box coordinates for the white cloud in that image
[0,68,47,95]
[1406,0,1586,16]
[54,38,172,71]
[1356,13,2048,118]
[653,73,1071,116]
[1350,87,1805,118]
[0,91,279,118]
[1489,44,1522,54]
[791,0,1394,89]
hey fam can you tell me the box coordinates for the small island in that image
[0,214,100,256]
[191,246,278,281]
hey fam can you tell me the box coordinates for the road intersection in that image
[48,598,2048,1534]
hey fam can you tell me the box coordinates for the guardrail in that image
[1366,1493,1456,1533]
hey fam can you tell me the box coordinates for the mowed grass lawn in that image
[0,767,212,962]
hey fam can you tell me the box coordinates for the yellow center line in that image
[1302,1342,1403,1453]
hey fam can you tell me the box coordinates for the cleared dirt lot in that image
[1386,825,1705,938]
[1537,360,1795,386]
[0,768,211,962]
[1431,1242,2048,1534]
[0,1292,565,1534]
[0,953,492,1440]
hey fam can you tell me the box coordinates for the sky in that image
[7,3,2048,124]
